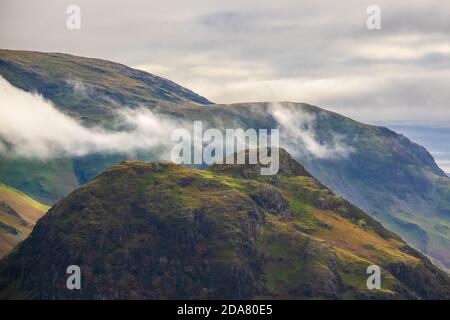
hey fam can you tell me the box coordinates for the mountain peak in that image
[209,148,311,179]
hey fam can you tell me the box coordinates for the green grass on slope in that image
[0,183,49,212]
[0,156,79,204]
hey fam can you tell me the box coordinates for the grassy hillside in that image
[0,157,79,204]
[0,183,49,258]
[0,49,211,122]
[0,150,449,299]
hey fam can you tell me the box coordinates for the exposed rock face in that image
[250,186,289,215]
[210,149,312,180]
[0,156,450,299]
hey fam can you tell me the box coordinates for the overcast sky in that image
[1,0,449,169]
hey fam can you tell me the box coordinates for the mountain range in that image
[0,49,449,285]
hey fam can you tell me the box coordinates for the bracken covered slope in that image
[0,150,449,299]
[0,183,48,258]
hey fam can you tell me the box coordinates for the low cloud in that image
[0,77,352,163]
[0,76,182,159]
[269,102,352,159]
[65,78,92,97]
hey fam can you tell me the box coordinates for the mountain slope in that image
[0,48,211,203]
[0,157,80,205]
[0,49,449,270]
[0,150,449,299]
[0,183,49,257]
[0,49,211,124]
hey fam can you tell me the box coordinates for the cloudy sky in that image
[1,0,449,170]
